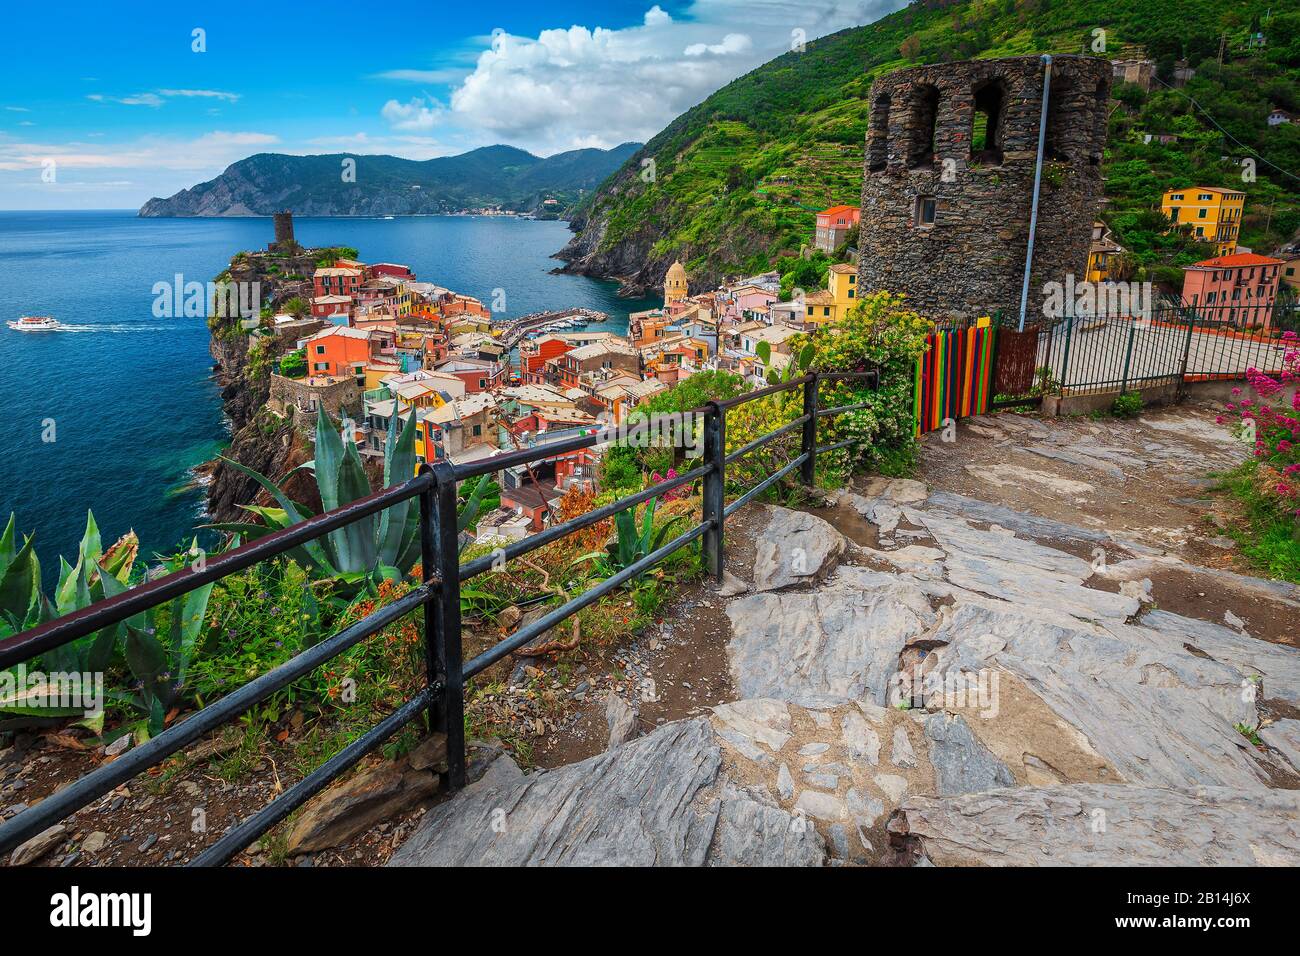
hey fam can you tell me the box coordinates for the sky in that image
[0,0,907,209]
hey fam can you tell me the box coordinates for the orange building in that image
[520,335,574,384]
[814,205,860,254]
[302,326,375,384]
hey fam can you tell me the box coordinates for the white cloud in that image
[158,88,242,102]
[380,97,445,132]
[685,33,752,56]
[87,89,240,108]
[427,0,908,154]
[370,68,472,84]
[0,130,279,172]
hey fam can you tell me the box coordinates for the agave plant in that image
[0,511,138,723]
[0,514,42,638]
[118,543,215,739]
[211,403,496,585]
[207,403,420,584]
[573,497,689,578]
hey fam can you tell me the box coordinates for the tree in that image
[283,297,309,320]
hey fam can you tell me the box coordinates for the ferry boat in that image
[7,315,60,332]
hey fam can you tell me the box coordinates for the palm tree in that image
[283,296,309,320]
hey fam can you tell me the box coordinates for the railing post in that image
[800,372,819,487]
[1058,314,1074,394]
[702,401,726,585]
[1120,317,1137,393]
[422,462,466,791]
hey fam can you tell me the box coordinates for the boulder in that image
[922,712,1015,796]
[605,691,640,750]
[889,784,1300,866]
[725,567,935,703]
[287,761,438,854]
[9,824,66,866]
[390,719,821,866]
[752,507,846,592]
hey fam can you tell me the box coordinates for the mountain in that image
[557,0,1299,294]
[138,142,642,217]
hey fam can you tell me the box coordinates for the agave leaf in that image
[313,403,345,514]
[0,534,40,623]
[378,407,418,566]
[334,441,376,572]
[0,684,87,717]
[237,504,294,528]
[798,342,815,371]
[217,455,332,571]
[100,531,138,585]
[0,514,15,570]
[172,578,215,689]
[79,510,102,564]
[124,624,165,688]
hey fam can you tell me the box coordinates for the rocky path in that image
[390,407,1300,867]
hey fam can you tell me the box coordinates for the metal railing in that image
[0,369,878,867]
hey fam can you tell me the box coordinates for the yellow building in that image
[1085,221,1125,283]
[802,264,858,328]
[664,261,688,307]
[1161,187,1245,257]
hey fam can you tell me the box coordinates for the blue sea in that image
[0,210,656,577]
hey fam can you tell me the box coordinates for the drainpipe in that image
[1018,54,1052,332]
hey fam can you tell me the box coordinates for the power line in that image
[1150,72,1300,185]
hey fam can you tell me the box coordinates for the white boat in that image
[7,315,60,331]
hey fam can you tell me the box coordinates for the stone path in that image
[391,408,1300,867]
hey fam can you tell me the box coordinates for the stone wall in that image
[858,55,1111,321]
[268,373,362,425]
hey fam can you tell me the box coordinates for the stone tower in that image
[858,55,1111,321]
[664,261,688,308]
[272,210,295,252]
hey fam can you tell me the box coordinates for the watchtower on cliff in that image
[857,55,1111,320]
[271,210,296,252]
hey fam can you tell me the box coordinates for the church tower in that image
[664,261,688,308]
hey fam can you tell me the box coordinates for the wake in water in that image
[41,323,174,333]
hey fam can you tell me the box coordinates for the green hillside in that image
[558,0,1299,293]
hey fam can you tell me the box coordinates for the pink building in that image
[1181,253,1283,329]
[814,205,860,254]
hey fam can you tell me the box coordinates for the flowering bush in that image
[1218,330,1300,519]
[650,468,692,501]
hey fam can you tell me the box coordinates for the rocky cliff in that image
[204,252,322,523]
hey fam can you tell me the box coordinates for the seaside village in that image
[258,212,876,545]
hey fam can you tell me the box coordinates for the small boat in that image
[7,315,60,331]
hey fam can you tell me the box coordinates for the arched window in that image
[907,84,940,168]
[970,79,1005,165]
[867,92,891,172]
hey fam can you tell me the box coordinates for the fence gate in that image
[913,323,997,435]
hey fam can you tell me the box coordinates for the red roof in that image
[817,205,859,217]
[1191,253,1283,269]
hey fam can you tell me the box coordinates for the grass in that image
[1219,464,1300,584]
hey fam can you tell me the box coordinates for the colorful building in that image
[314,266,363,299]
[302,326,374,383]
[814,205,860,254]
[1180,252,1283,328]
[1161,187,1245,257]
[1085,221,1125,283]
[801,263,858,328]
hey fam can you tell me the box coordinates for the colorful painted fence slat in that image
[912,324,997,435]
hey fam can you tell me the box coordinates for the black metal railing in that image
[0,369,878,867]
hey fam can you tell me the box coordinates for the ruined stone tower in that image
[272,210,295,252]
[858,55,1111,320]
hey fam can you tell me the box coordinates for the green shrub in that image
[1110,391,1144,418]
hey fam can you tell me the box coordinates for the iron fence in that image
[0,369,878,868]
